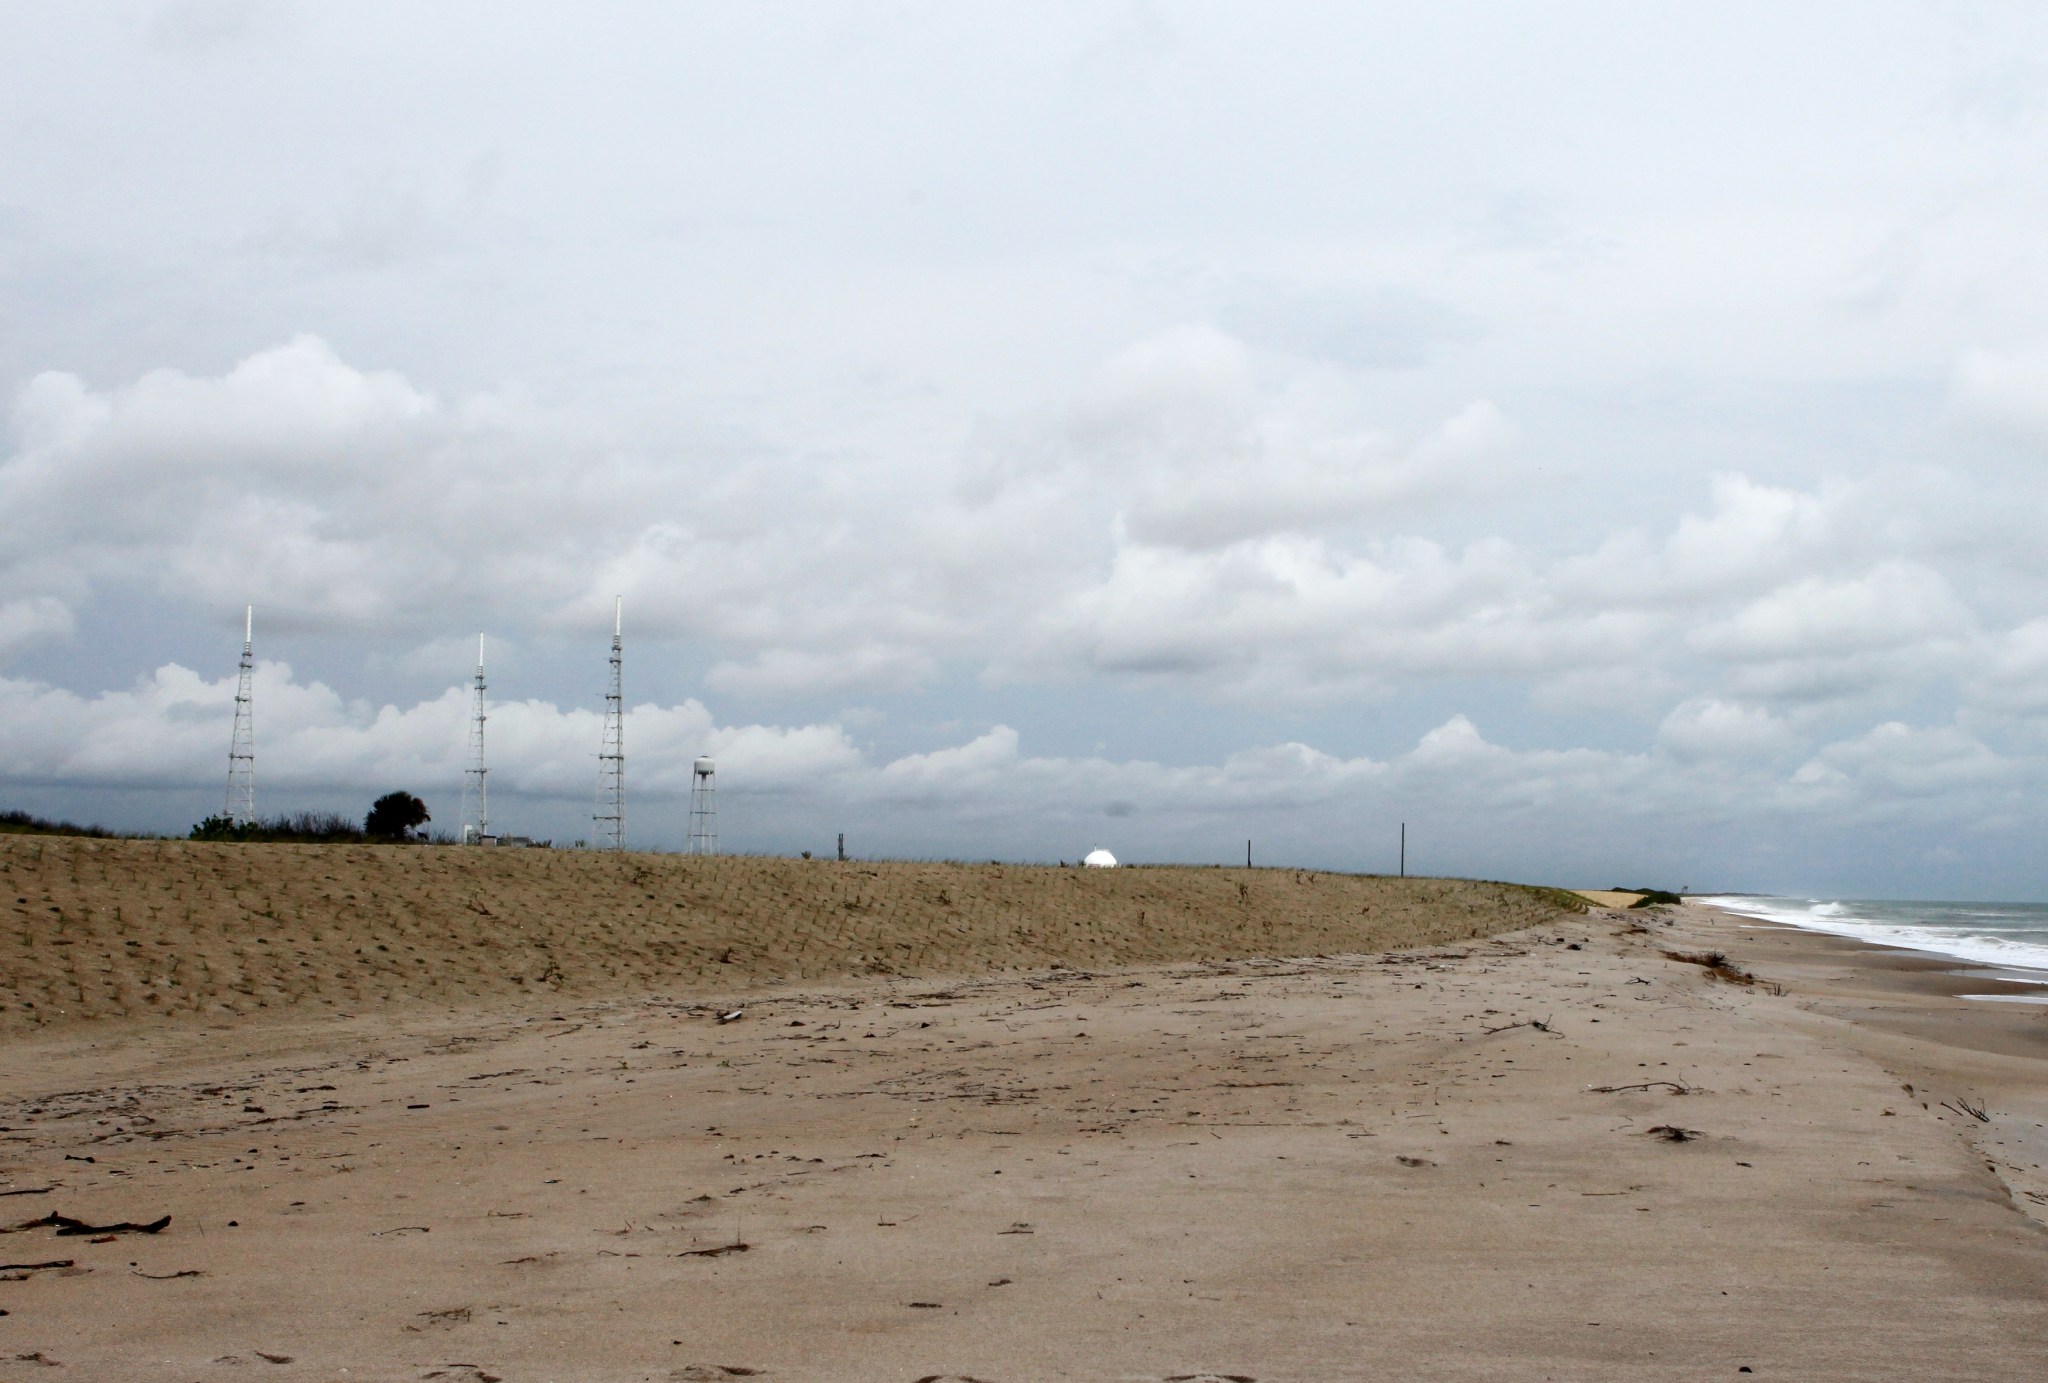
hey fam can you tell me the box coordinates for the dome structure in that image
[1082,848,1118,868]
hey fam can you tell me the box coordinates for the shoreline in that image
[3,898,2047,1376]
[1666,900,2048,1226]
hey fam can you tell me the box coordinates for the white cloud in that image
[1954,342,2048,444]
[1656,698,1801,763]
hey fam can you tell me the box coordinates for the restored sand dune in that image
[0,837,1581,1032]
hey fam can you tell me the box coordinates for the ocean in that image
[1696,895,2048,979]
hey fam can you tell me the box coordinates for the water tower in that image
[687,756,717,854]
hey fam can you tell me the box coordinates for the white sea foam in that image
[1695,895,2048,976]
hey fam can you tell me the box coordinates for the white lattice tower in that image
[688,757,717,854]
[594,597,625,851]
[224,605,256,825]
[461,633,489,843]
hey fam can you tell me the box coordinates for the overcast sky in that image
[6,2,2048,897]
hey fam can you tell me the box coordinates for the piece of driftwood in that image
[1645,1124,1703,1142]
[1483,1017,1556,1035]
[1587,1080,1696,1095]
[35,1212,170,1237]
[1941,1096,1990,1122]
[675,1240,749,1258]
[0,1260,73,1272]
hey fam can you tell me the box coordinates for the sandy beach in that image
[3,847,2048,1379]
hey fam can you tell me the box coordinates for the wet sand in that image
[3,872,2048,1379]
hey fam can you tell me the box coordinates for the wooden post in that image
[1399,822,1405,877]
[1246,839,1252,869]
[837,832,845,862]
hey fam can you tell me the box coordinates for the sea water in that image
[1695,895,2048,979]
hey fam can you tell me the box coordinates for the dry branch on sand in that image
[1662,949,1757,985]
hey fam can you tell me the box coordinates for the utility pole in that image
[1399,822,1406,878]
[224,605,255,825]
[594,597,625,852]
[1246,839,1252,868]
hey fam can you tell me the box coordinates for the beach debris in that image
[1587,1080,1697,1095]
[675,1239,749,1258]
[1395,1155,1436,1167]
[0,1188,54,1198]
[717,1009,745,1025]
[1482,1017,1557,1036]
[1165,1375,1257,1382]
[406,1307,472,1332]
[129,1266,203,1279]
[371,1225,430,1236]
[0,1260,72,1273]
[1941,1096,1990,1123]
[11,1352,61,1367]
[1644,1124,1703,1143]
[27,1211,170,1237]
[671,1368,760,1381]
[253,1351,294,1364]
[1662,950,1755,985]
[907,1301,944,1308]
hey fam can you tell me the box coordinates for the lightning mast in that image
[224,605,256,825]
[594,597,625,851]
[462,634,489,843]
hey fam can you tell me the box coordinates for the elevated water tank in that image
[1083,848,1118,868]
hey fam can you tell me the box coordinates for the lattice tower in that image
[224,605,256,825]
[461,633,489,843]
[594,597,625,851]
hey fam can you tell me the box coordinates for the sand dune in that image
[0,838,1582,1031]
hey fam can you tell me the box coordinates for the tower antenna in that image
[688,756,717,855]
[594,597,625,851]
[462,633,489,844]
[224,605,256,825]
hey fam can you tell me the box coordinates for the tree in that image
[364,792,430,842]
[189,813,261,842]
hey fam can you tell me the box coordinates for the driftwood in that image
[1645,1124,1703,1142]
[0,1259,73,1272]
[1941,1096,1990,1123]
[1483,1017,1556,1035]
[0,1188,53,1198]
[1588,1080,1696,1095]
[675,1240,749,1258]
[34,1212,171,1237]
[130,1266,203,1279]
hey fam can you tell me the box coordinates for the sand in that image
[3,852,2048,1380]
[0,838,1578,1034]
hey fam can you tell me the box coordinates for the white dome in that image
[1083,848,1117,868]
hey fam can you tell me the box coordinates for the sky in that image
[5,2,2048,897]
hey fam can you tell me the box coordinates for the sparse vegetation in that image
[2,809,121,839]
[190,812,367,844]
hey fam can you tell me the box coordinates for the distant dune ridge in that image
[0,837,1582,1031]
